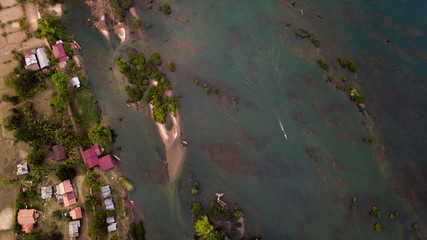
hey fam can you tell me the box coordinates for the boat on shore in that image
[279,120,288,140]
[74,40,82,50]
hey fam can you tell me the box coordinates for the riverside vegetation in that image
[117,50,180,123]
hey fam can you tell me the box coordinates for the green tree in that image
[348,60,358,72]
[5,68,39,99]
[130,220,145,240]
[1,108,22,131]
[88,212,108,238]
[109,234,119,240]
[84,170,102,190]
[88,122,111,144]
[133,18,141,28]
[27,147,45,166]
[151,52,162,66]
[22,102,35,117]
[194,216,223,240]
[190,202,203,222]
[56,164,76,181]
[162,3,172,15]
[84,194,101,210]
[34,13,68,44]
[337,57,347,68]
[317,59,329,71]
[191,182,199,195]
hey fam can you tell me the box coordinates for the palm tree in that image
[88,122,111,144]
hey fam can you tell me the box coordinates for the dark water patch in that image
[296,74,317,93]
[294,109,310,126]
[203,141,258,177]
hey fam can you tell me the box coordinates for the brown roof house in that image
[17,209,39,233]
[52,144,66,161]
[56,180,77,207]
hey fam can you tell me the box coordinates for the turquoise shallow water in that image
[65,0,426,239]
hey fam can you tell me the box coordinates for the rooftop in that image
[52,144,66,161]
[52,42,69,62]
[99,155,114,171]
[70,207,83,220]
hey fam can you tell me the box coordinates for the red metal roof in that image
[63,192,77,207]
[83,147,99,168]
[99,155,114,171]
[52,43,69,62]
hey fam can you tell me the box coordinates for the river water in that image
[64,0,426,239]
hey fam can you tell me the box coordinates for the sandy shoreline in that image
[149,103,186,181]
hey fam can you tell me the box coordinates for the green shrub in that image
[235,221,242,228]
[341,76,346,82]
[412,223,418,229]
[204,87,211,95]
[348,60,358,72]
[350,89,364,105]
[168,61,175,72]
[130,220,145,240]
[84,194,101,210]
[326,76,333,82]
[317,59,329,71]
[84,171,102,190]
[162,3,172,15]
[369,206,381,219]
[314,157,320,162]
[336,84,342,89]
[374,223,381,232]
[146,23,151,28]
[350,205,356,211]
[195,80,200,85]
[133,18,141,28]
[310,38,319,47]
[337,57,347,68]
[212,88,219,95]
[18,18,27,31]
[191,182,199,195]
[231,97,237,106]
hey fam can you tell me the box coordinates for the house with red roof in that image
[52,42,69,63]
[70,207,83,220]
[17,209,38,233]
[52,144,66,161]
[56,179,77,207]
[99,155,114,171]
[83,145,114,171]
[83,145,101,169]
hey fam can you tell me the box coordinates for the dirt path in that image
[24,3,39,33]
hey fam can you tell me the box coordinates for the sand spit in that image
[148,103,185,181]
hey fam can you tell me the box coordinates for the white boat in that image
[113,155,121,161]
[300,9,304,16]
[279,120,288,140]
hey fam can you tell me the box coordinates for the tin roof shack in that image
[24,50,40,71]
[69,220,80,239]
[101,185,111,198]
[104,198,115,211]
[17,163,29,175]
[52,41,69,69]
[17,209,38,233]
[52,144,66,161]
[41,186,53,200]
[71,77,80,88]
[36,47,49,69]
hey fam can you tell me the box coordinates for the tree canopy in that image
[35,13,68,44]
[56,164,76,181]
[88,122,111,145]
[194,216,224,240]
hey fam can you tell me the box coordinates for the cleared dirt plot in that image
[4,22,20,33]
[0,5,24,23]
[6,31,26,44]
[0,208,14,230]
[0,0,17,8]
[21,37,46,50]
